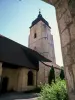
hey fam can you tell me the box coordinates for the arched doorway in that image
[1,77,9,93]
[27,71,33,85]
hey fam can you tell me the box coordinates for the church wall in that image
[29,21,52,59]
[29,13,59,86]
[2,68,19,91]
[29,39,43,53]
[29,36,49,56]
[49,35,56,62]
[0,62,2,88]
[29,20,55,62]
[18,68,36,92]
[2,67,37,92]
[41,21,49,38]
[44,63,60,83]
[41,21,55,62]
[37,62,46,85]
[29,21,42,46]
[37,62,60,85]
[45,62,61,77]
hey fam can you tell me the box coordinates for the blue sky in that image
[0,0,63,66]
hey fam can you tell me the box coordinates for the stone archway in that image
[42,0,75,100]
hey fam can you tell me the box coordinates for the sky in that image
[0,0,63,66]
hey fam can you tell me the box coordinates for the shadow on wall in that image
[1,77,9,93]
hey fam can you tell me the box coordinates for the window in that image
[34,33,37,38]
[27,71,33,85]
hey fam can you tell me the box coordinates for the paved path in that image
[0,93,39,100]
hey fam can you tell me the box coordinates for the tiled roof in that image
[30,12,51,28]
[0,35,51,70]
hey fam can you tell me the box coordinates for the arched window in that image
[34,33,37,38]
[27,71,33,85]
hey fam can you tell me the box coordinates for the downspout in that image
[44,63,45,84]
[36,70,38,87]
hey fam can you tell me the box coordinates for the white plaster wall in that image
[2,68,19,91]
[18,68,36,92]
[2,67,36,92]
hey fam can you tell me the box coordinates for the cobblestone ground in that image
[0,93,39,100]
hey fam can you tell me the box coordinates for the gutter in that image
[40,61,61,70]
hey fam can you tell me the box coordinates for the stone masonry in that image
[42,0,75,100]
[28,12,60,85]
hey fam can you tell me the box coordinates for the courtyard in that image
[0,93,38,100]
[0,0,75,100]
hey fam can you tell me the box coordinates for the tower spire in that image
[38,9,42,17]
[39,9,41,14]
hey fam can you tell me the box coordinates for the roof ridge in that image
[30,13,51,28]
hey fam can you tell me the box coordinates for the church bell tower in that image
[28,11,55,62]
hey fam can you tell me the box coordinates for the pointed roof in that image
[30,11,51,28]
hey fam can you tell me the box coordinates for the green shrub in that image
[60,69,65,80]
[38,80,68,100]
[48,66,55,84]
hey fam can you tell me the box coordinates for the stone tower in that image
[28,11,55,62]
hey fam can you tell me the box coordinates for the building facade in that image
[0,11,60,93]
[29,11,55,62]
[28,11,60,84]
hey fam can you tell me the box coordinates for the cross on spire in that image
[39,9,41,14]
[38,9,42,18]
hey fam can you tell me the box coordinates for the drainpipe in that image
[44,65,45,84]
[36,70,38,87]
